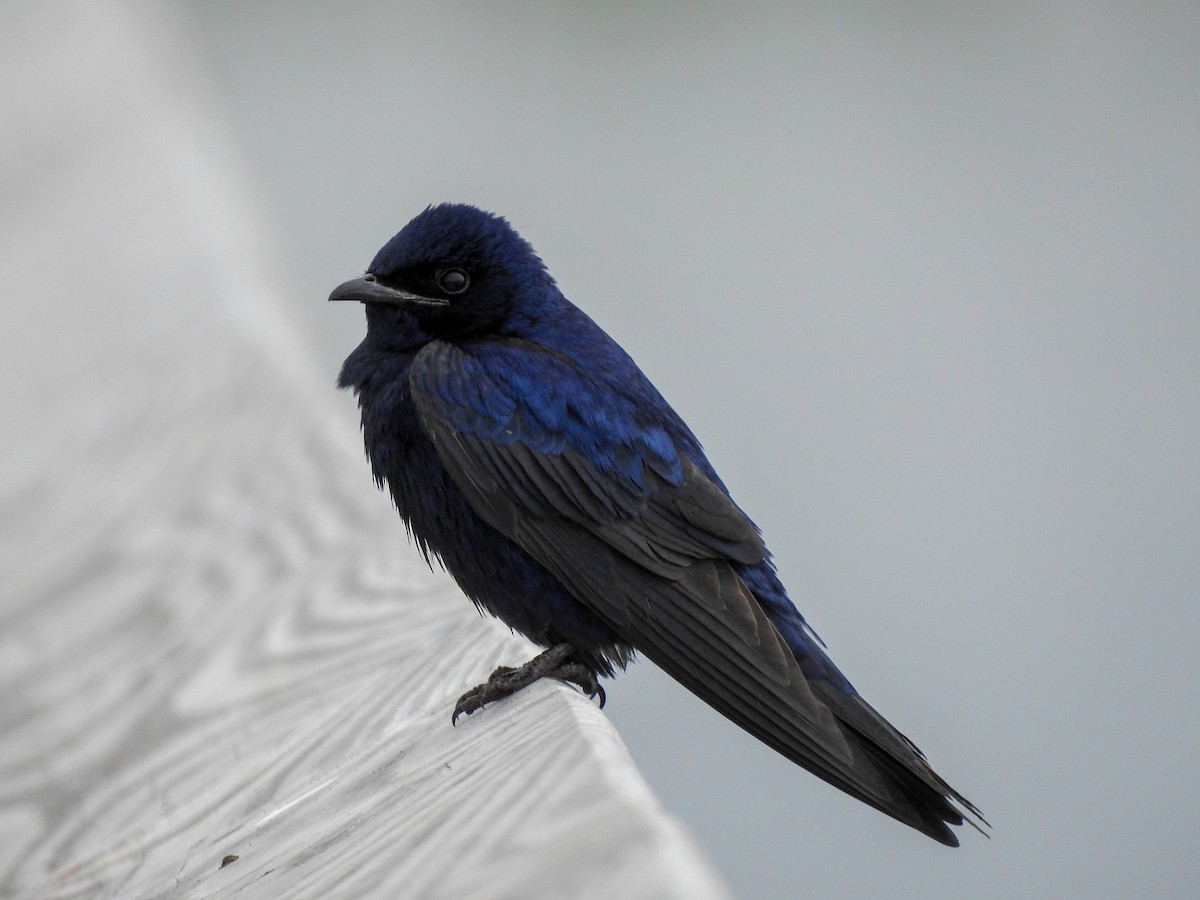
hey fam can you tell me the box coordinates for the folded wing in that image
[410,337,982,844]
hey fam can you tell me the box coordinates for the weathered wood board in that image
[0,3,729,897]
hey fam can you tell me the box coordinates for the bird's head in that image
[329,203,556,337]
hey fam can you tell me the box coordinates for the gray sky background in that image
[184,2,1200,897]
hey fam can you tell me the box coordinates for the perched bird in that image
[332,203,985,845]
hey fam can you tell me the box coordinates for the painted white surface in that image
[0,4,728,898]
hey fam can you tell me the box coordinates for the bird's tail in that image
[802,659,989,845]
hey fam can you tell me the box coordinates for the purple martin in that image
[332,203,986,844]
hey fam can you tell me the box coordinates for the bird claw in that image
[450,644,605,725]
[549,661,606,709]
[450,685,492,725]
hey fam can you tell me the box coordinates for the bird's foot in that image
[452,643,606,724]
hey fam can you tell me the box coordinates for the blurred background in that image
[12,2,1200,897]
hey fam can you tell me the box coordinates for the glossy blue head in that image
[329,204,558,337]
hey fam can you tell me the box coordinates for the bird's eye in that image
[436,267,470,295]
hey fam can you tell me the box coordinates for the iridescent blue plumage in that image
[333,203,984,844]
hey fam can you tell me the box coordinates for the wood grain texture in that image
[0,4,728,898]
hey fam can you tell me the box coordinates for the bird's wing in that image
[409,338,974,843]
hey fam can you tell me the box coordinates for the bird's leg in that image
[452,643,606,724]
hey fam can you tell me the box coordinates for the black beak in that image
[327,274,448,308]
